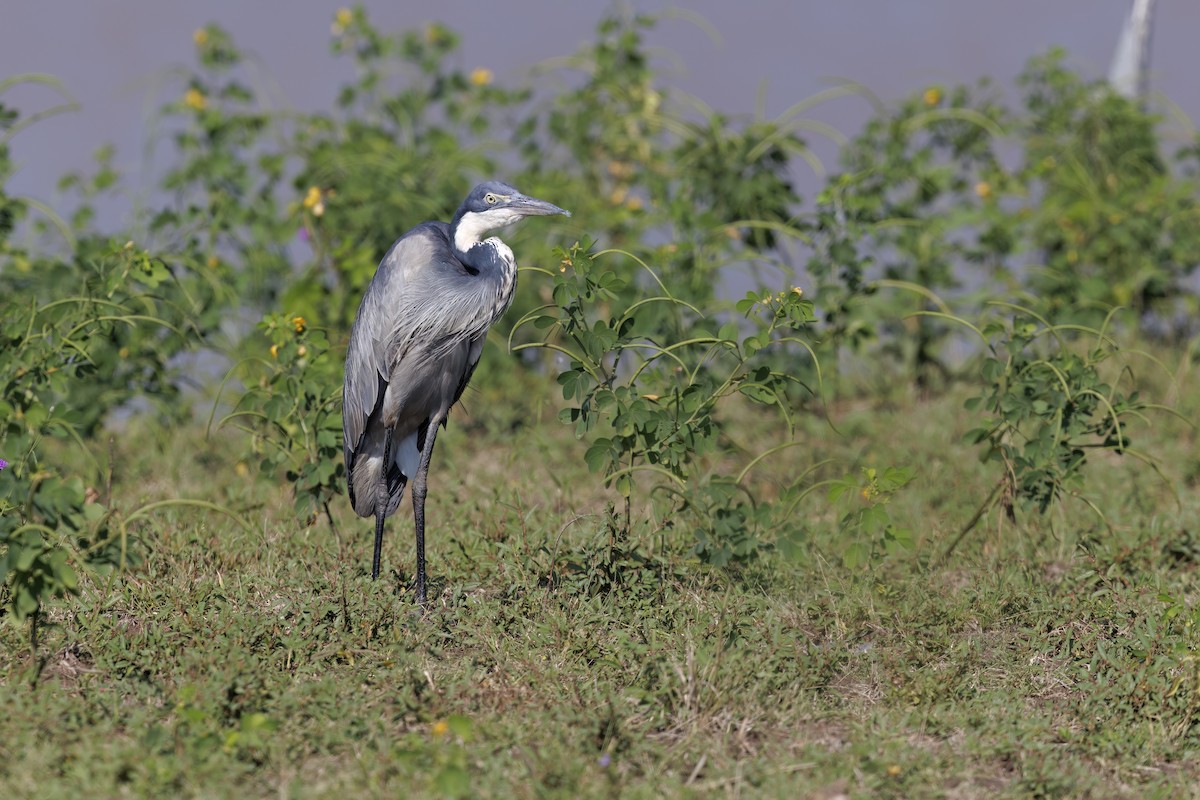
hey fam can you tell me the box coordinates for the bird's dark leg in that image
[372,425,394,580]
[412,417,443,607]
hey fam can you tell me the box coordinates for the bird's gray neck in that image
[448,210,518,315]
[459,238,518,317]
[449,210,509,268]
[458,236,511,270]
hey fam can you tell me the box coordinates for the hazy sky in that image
[2,1,1197,229]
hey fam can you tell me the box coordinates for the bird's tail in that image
[349,450,408,518]
[349,427,422,517]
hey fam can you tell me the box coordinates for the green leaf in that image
[964,427,991,444]
[881,466,915,489]
[584,440,612,473]
[433,766,470,798]
[828,482,854,503]
[886,526,914,551]
[738,383,777,405]
[13,540,39,572]
[736,292,760,315]
[861,504,889,534]
[447,714,473,740]
[843,542,869,569]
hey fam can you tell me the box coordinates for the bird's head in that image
[451,181,570,253]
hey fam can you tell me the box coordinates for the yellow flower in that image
[607,161,634,180]
[193,28,209,47]
[791,286,804,297]
[923,87,942,106]
[625,196,643,211]
[206,255,219,269]
[974,181,992,199]
[609,187,628,206]
[431,719,450,738]
[469,67,494,87]
[292,316,307,333]
[269,344,279,359]
[886,764,902,777]
[643,394,660,402]
[297,345,308,357]
[234,461,249,477]
[303,187,325,217]
[332,8,353,35]
[184,89,207,111]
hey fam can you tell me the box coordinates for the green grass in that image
[4,368,1200,799]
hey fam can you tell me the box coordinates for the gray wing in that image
[343,222,454,478]
[450,334,487,411]
[343,220,513,507]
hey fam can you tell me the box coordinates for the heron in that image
[342,181,570,605]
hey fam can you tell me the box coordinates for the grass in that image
[4,363,1200,799]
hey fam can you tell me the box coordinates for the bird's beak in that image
[512,194,571,218]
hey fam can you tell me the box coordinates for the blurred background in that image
[3,1,1199,224]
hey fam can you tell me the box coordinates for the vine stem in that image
[938,478,1005,565]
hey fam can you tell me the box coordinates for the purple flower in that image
[0,458,8,470]
[298,227,309,242]
[598,753,611,768]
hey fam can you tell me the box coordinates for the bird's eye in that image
[485,193,498,205]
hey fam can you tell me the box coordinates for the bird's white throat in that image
[453,209,520,253]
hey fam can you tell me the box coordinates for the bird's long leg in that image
[412,416,444,606]
[372,425,394,580]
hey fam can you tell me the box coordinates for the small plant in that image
[0,242,193,625]
[943,305,1174,557]
[513,239,818,564]
[158,685,279,765]
[1,96,158,625]
[215,313,344,527]
[828,465,916,568]
[810,76,1010,387]
[678,477,781,567]
[402,715,476,798]
[152,23,292,314]
[1018,50,1200,327]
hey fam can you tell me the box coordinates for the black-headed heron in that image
[342,181,570,605]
